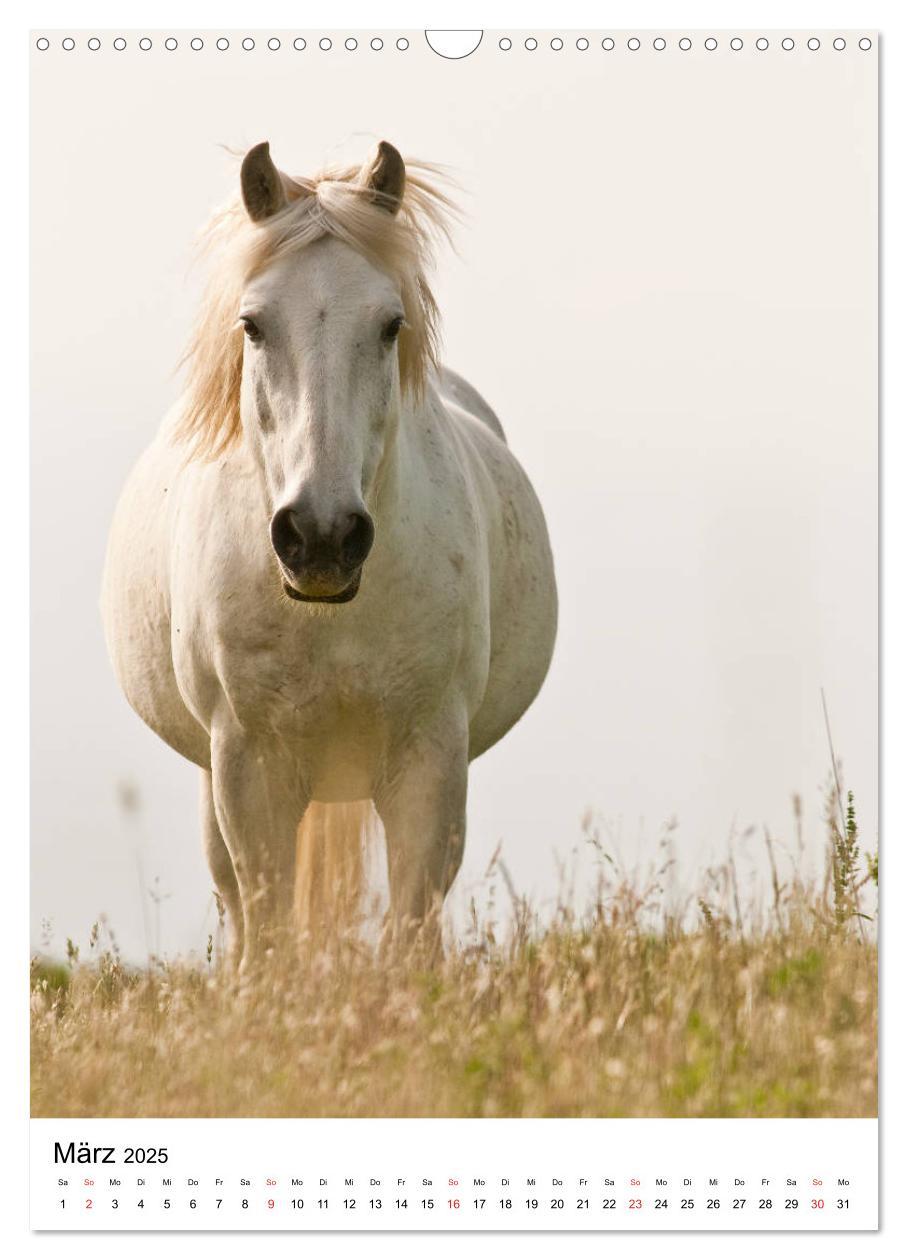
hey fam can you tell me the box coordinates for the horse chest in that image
[201,615,446,736]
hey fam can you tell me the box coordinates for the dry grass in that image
[30,797,877,1120]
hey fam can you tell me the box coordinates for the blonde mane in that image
[178,154,457,460]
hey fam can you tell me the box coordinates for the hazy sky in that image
[31,34,877,959]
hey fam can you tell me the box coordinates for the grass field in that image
[30,790,877,1119]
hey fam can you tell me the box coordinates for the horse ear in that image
[241,141,288,222]
[358,140,406,214]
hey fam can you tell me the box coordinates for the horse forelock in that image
[177,155,458,461]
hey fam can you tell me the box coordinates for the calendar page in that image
[29,17,878,1236]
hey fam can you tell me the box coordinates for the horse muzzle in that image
[270,498,374,604]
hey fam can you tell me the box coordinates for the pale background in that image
[30,31,877,960]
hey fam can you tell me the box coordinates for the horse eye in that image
[382,315,405,343]
[240,316,263,343]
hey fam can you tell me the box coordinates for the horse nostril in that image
[270,506,306,568]
[340,511,375,568]
[272,501,373,575]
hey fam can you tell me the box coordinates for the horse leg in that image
[199,768,244,968]
[374,708,469,949]
[210,723,306,968]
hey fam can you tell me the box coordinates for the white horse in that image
[102,141,557,967]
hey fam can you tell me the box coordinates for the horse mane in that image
[177,152,458,460]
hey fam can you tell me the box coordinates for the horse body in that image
[101,142,556,965]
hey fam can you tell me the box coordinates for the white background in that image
[4,1,906,1258]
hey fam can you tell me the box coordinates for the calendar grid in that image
[31,1118,877,1231]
